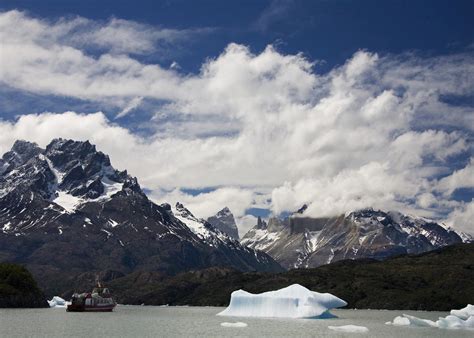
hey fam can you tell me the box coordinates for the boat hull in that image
[67,304,116,312]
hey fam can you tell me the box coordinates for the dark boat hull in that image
[67,304,116,312]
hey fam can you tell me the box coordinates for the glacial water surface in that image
[0,306,471,337]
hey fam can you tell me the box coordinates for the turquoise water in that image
[0,306,471,337]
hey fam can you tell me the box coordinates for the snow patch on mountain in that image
[53,191,83,213]
[172,202,213,240]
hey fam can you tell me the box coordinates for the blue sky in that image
[0,0,473,234]
[2,0,472,73]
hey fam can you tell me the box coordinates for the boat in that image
[67,281,116,312]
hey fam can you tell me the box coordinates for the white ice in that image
[48,296,67,308]
[220,322,248,328]
[53,191,83,213]
[217,284,347,319]
[328,325,369,333]
[386,304,474,330]
[451,304,474,320]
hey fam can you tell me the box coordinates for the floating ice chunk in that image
[220,322,248,328]
[437,315,474,330]
[328,325,369,333]
[386,304,474,330]
[217,284,347,319]
[387,314,436,327]
[48,296,67,308]
[451,304,474,320]
[401,314,437,328]
[387,316,410,326]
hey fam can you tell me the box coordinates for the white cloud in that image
[149,187,256,219]
[116,96,144,119]
[0,10,208,55]
[436,159,474,195]
[446,200,474,235]
[0,11,473,235]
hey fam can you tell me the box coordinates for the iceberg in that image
[217,284,347,319]
[450,304,474,320]
[328,325,369,333]
[220,322,248,328]
[387,314,436,328]
[437,315,474,330]
[386,304,474,330]
[48,296,67,308]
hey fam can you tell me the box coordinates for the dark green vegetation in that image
[0,263,48,308]
[108,243,474,311]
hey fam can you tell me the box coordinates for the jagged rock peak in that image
[175,202,189,213]
[216,207,232,217]
[0,138,142,209]
[45,139,111,169]
[207,207,239,240]
[2,140,42,168]
[11,140,41,154]
[174,202,198,219]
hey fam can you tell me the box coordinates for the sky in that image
[0,0,473,235]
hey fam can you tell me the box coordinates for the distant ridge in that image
[242,208,470,269]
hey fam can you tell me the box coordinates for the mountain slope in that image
[206,207,239,239]
[241,208,470,269]
[0,139,282,295]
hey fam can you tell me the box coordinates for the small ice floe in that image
[386,304,474,330]
[217,284,347,319]
[48,296,67,308]
[328,325,369,333]
[450,304,474,320]
[220,322,248,328]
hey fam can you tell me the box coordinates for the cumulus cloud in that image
[446,200,474,235]
[436,158,474,195]
[0,10,207,111]
[0,11,473,235]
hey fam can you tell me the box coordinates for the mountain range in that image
[0,139,281,294]
[0,138,471,296]
[241,205,471,269]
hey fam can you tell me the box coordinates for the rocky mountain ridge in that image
[0,139,282,295]
[241,207,471,269]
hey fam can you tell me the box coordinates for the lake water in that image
[0,306,471,337]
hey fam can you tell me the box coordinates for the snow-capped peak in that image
[172,202,213,240]
[0,139,134,214]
